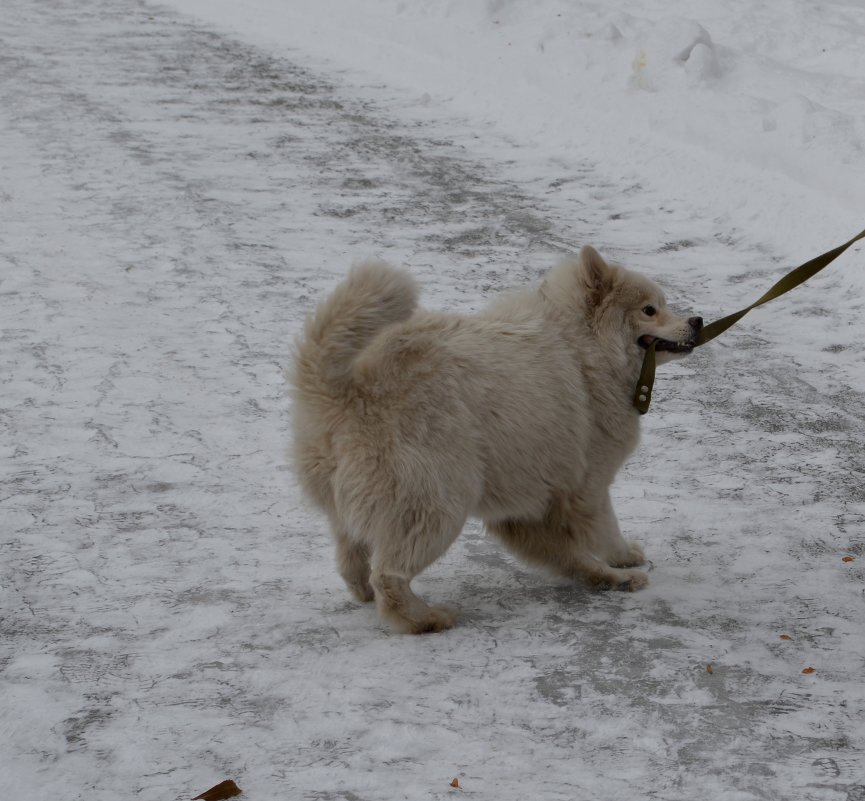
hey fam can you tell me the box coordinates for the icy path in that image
[2,1,864,800]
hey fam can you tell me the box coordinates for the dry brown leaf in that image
[779,634,793,641]
[842,556,855,563]
[192,779,242,801]
[802,667,816,675]
[706,663,714,674]
[450,778,461,789]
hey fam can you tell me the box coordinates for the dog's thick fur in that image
[291,247,700,633]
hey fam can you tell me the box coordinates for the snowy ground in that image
[2,1,864,800]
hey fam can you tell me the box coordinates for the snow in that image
[159,0,865,260]
[1,0,864,800]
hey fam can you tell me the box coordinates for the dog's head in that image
[574,245,702,366]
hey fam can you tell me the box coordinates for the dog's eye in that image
[642,305,657,317]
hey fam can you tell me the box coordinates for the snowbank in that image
[162,0,865,281]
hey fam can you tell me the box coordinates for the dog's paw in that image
[347,580,375,603]
[409,604,458,634]
[610,540,646,568]
[616,570,649,592]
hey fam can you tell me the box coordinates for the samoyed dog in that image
[291,247,701,633]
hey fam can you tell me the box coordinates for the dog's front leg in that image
[487,493,649,592]
[590,492,647,569]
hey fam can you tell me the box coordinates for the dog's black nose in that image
[689,316,703,330]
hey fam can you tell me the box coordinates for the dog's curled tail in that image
[292,261,419,398]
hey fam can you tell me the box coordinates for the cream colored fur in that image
[290,247,699,633]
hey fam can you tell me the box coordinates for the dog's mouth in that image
[637,334,696,354]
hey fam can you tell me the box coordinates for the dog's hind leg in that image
[370,571,458,634]
[368,509,462,634]
[333,526,374,603]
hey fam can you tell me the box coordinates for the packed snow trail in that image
[2,1,864,800]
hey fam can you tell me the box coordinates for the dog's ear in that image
[579,245,614,306]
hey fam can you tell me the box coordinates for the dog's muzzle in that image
[638,316,703,354]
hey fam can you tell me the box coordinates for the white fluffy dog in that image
[291,247,701,633]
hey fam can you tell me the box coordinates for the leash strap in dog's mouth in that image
[634,226,865,415]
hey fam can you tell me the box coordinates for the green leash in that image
[633,226,865,414]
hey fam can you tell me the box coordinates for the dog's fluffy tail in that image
[292,261,419,399]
